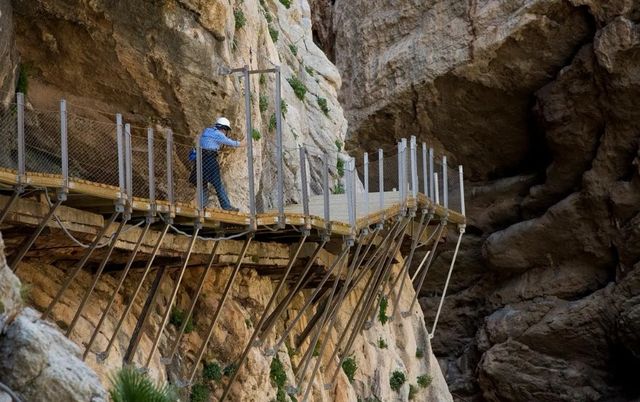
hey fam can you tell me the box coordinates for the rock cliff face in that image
[320,0,640,400]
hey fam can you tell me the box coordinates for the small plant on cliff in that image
[289,44,298,56]
[109,366,177,402]
[287,76,307,100]
[279,0,292,8]
[305,65,315,76]
[389,370,406,392]
[234,8,246,30]
[269,113,277,132]
[377,337,388,349]
[342,355,358,383]
[259,94,269,113]
[280,99,288,116]
[336,157,345,177]
[269,25,279,42]
[270,356,287,388]
[332,182,345,194]
[223,362,238,377]
[317,97,330,116]
[417,374,432,388]
[252,128,262,141]
[408,384,418,400]
[190,383,209,402]
[378,296,389,325]
[335,139,343,152]
[312,342,321,357]
[415,348,424,358]
[169,307,194,333]
[19,283,32,303]
[202,361,223,382]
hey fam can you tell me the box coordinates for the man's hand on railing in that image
[238,138,247,148]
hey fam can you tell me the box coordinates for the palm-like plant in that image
[109,366,177,402]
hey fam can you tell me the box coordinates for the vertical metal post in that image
[244,66,256,228]
[364,153,369,223]
[275,67,285,227]
[116,114,125,198]
[397,141,402,196]
[147,128,156,212]
[443,155,448,209]
[378,149,384,215]
[196,140,203,212]
[322,153,330,233]
[410,136,417,199]
[434,173,440,205]
[16,93,25,183]
[422,143,427,196]
[429,148,434,199]
[401,138,408,208]
[346,158,356,231]
[166,129,175,214]
[124,123,133,205]
[60,99,69,191]
[300,146,310,224]
[459,165,465,216]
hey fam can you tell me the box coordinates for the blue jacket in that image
[189,127,240,160]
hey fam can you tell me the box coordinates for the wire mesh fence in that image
[0,103,18,172]
[24,107,62,176]
[172,139,197,208]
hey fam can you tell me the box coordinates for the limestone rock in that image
[0,0,17,101]
[0,308,107,402]
[0,233,21,334]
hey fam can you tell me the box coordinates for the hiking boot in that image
[223,206,240,212]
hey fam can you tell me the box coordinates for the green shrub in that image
[342,356,357,383]
[409,384,418,400]
[389,370,406,392]
[190,383,209,402]
[203,361,223,382]
[312,342,321,357]
[415,348,424,358]
[252,128,262,141]
[335,139,343,152]
[16,65,28,95]
[332,182,345,194]
[260,73,267,86]
[417,374,432,388]
[270,356,287,388]
[234,9,246,30]
[377,338,387,349]
[169,307,194,333]
[280,100,288,116]
[305,66,315,76]
[265,11,273,23]
[317,97,329,115]
[289,44,298,56]
[259,94,269,113]
[336,158,345,177]
[269,113,277,132]
[276,387,287,402]
[279,0,291,8]
[287,76,307,100]
[109,366,177,402]
[378,296,388,325]
[223,362,237,377]
[269,26,279,42]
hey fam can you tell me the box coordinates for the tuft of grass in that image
[169,307,195,333]
[279,0,291,8]
[270,356,287,388]
[389,370,406,392]
[234,8,246,30]
[19,283,31,303]
[336,158,345,177]
[252,128,262,141]
[203,361,223,382]
[223,362,237,377]
[378,296,389,325]
[409,384,418,400]
[287,76,307,100]
[415,348,424,359]
[317,97,329,115]
[190,383,209,402]
[312,342,321,357]
[280,100,288,116]
[269,113,277,132]
[269,26,279,42]
[245,318,253,328]
[342,355,357,383]
[260,73,267,86]
[335,139,343,152]
[377,338,388,349]
[417,374,432,388]
[259,94,269,113]
[332,182,345,194]
[276,387,287,402]
[16,65,28,95]
[289,44,298,56]
[265,11,273,23]
[109,366,177,402]
[305,66,315,76]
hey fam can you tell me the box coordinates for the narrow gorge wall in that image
[316,0,640,401]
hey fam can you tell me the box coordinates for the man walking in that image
[193,117,245,211]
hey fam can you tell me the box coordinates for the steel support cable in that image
[407,220,448,314]
[219,234,308,402]
[327,218,409,386]
[187,235,253,385]
[100,222,170,360]
[430,225,465,338]
[83,218,152,359]
[295,242,353,390]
